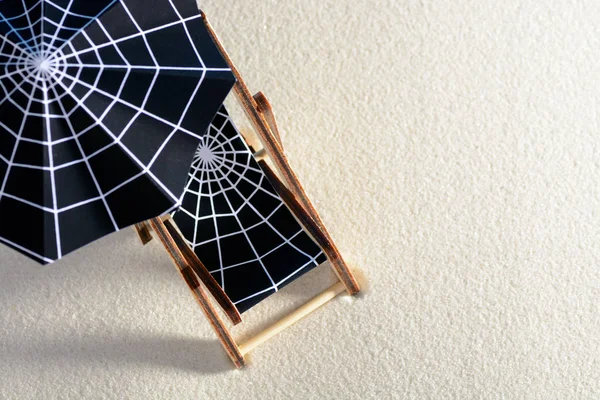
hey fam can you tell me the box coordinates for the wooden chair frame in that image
[134,13,361,368]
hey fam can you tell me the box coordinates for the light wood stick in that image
[148,217,245,368]
[202,14,360,295]
[238,281,346,355]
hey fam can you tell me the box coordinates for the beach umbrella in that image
[0,0,235,263]
[172,105,327,312]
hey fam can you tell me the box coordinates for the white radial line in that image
[61,64,227,72]
[0,68,39,202]
[52,14,204,62]
[47,75,119,230]
[49,0,119,57]
[191,164,206,260]
[166,0,206,69]
[41,73,62,258]
[224,158,280,194]
[205,169,228,288]
[4,132,71,146]
[146,70,206,171]
[40,0,46,56]
[52,72,180,203]
[21,0,43,53]
[45,0,76,54]
[53,66,208,140]
[211,167,277,289]
[0,236,53,264]
[38,166,158,214]
[1,82,41,115]
[162,202,179,217]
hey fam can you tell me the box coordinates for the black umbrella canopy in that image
[0,0,235,264]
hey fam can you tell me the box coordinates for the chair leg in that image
[148,217,246,368]
[133,222,153,245]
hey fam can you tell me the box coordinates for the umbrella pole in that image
[148,217,246,368]
[202,14,361,296]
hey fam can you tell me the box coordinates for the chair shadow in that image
[1,331,232,375]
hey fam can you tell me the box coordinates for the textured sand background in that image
[1,1,599,399]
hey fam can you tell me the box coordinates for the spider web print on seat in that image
[0,0,235,264]
[173,106,327,313]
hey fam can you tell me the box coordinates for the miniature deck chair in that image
[135,14,361,368]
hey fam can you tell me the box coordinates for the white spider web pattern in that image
[0,0,234,263]
[173,107,326,312]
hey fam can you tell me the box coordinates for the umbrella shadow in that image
[1,331,232,375]
[0,229,174,298]
[0,231,234,374]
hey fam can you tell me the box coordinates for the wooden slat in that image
[258,159,340,266]
[253,91,283,147]
[163,219,242,325]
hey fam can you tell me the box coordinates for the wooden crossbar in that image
[238,281,346,355]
